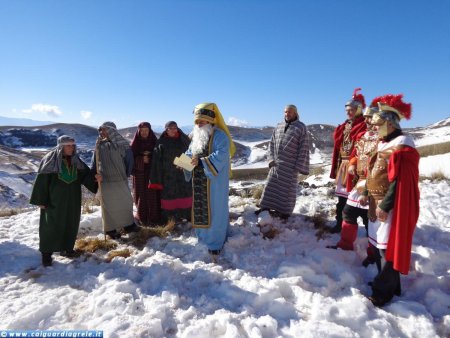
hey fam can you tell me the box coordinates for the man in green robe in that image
[30,135,98,267]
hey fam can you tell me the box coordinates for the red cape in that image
[385,146,420,275]
[330,115,366,180]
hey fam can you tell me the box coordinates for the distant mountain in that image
[1,117,449,209]
[0,115,55,127]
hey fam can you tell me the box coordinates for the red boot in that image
[336,221,358,250]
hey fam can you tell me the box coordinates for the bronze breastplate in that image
[366,146,397,200]
[356,134,378,178]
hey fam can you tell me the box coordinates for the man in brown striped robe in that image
[257,105,310,219]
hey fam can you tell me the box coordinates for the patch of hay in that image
[0,209,20,217]
[262,227,280,240]
[75,237,118,253]
[106,248,132,262]
[129,219,176,248]
[311,212,328,230]
[251,184,264,200]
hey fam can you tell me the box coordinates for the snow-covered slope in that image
[0,178,448,337]
[0,145,40,209]
[408,117,450,147]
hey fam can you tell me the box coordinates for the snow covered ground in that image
[0,173,449,337]
[419,153,450,178]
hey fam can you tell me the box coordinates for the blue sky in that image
[1,0,449,129]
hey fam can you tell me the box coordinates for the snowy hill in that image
[0,145,40,209]
[406,117,450,147]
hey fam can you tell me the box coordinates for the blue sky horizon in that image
[1,1,449,129]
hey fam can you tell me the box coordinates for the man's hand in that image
[348,164,356,176]
[376,207,388,222]
[191,157,199,167]
[143,155,149,164]
[95,174,103,183]
[359,195,369,206]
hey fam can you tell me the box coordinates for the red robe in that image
[385,146,420,275]
[330,115,366,180]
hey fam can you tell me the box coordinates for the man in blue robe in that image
[184,102,235,260]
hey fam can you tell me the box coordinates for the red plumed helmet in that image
[352,88,366,109]
[372,94,412,120]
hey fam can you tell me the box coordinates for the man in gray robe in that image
[91,121,138,239]
[256,105,310,219]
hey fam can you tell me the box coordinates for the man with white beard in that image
[183,102,235,261]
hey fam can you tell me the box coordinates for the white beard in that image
[191,124,213,156]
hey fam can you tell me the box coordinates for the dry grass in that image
[420,170,448,182]
[261,227,280,240]
[0,209,20,217]
[106,248,132,262]
[251,185,264,200]
[231,168,269,181]
[311,212,328,230]
[128,219,176,249]
[301,212,331,241]
[75,237,118,253]
[299,165,326,181]
[430,171,447,181]
[417,141,450,158]
[81,186,100,214]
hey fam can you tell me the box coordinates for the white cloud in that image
[23,103,63,118]
[228,116,249,127]
[81,110,92,120]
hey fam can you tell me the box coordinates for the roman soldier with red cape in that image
[329,88,367,233]
[366,94,420,307]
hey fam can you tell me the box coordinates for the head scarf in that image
[130,121,157,155]
[37,135,85,174]
[165,121,177,129]
[99,121,130,149]
[193,102,236,158]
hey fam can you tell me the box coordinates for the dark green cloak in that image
[30,160,97,253]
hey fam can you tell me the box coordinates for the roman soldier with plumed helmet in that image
[365,94,420,307]
[327,103,379,263]
[329,88,367,233]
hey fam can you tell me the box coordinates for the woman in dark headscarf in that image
[131,122,161,225]
[150,121,192,223]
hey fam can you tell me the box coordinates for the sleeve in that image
[330,124,344,179]
[379,180,397,212]
[125,148,134,177]
[294,126,310,175]
[90,150,97,173]
[79,162,98,194]
[183,146,193,182]
[200,131,230,180]
[30,174,50,207]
